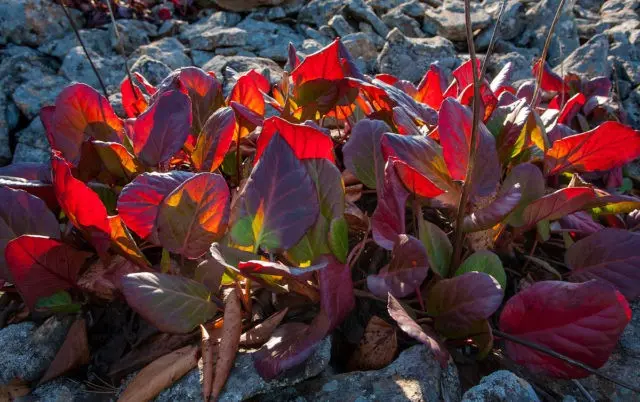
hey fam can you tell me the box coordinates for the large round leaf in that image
[455,250,506,290]
[121,272,217,333]
[342,119,389,189]
[192,107,236,173]
[156,173,230,259]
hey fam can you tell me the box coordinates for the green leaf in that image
[121,272,218,333]
[455,250,506,290]
[329,217,348,263]
[418,218,451,277]
[35,291,81,313]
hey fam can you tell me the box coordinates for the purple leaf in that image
[371,161,410,250]
[519,187,596,230]
[319,256,355,330]
[342,119,390,189]
[463,183,522,232]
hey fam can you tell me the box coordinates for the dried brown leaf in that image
[347,316,397,371]
[39,318,90,384]
[201,325,214,402]
[0,379,30,400]
[118,345,198,402]
[211,289,242,400]
[239,308,289,347]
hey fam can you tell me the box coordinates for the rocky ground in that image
[1,0,640,400]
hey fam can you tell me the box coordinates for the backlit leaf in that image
[455,250,506,289]
[230,134,319,252]
[566,229,640,300]
[0,186,59,281]
[34,291,80,313]
[532,59,568,93]
[118,171,194,240]
[291,39,346,86]
[227,70,269,117]
[131,90,192,167]
[192,106,236,172]
[368,234,429,298]
[121,72,155,118]
[499,280,631,378]
[92,141,144,181]
[342,119,390,189]
[519,187,596,230]
[415,64,446,110]
[5,235,92,308]
[108,215,150,269]
[557,93,586,125]
[156,173,230,258]
[545,121,640,175]
[121,272,217,333]
[371,161,410,250]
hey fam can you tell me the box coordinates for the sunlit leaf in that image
[108,215,150,269]
[34,291,80,313]
[192,106,236,172]
[455,250,506,290]
[502,163,546,227]
[519,187,596,230]
[415,64,446,110]
[227,70,269,117]
[121,72,155,118]
[342,119,390,189]
[93,141,144,181]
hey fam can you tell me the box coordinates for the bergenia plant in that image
[1,35,639,393]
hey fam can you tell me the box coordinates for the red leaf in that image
[192,107,236,172]
[499,280,631,378]
[117,171,194,240]
[121,73,155,118]
[566,229,640,300]
[238,257,328,278]
[51,154,110,255]
[544,121,640,175]
[387,294,449,367]
[342,118,390,189]
[367,234,429,298]
[0,176,57,212]
[319,256,355,330]
[42,83,123,165]
[290,39,345,86]
[5,235,92,308]
[227,70,269,117]
[255,116,335,164]
[0,186,60,281]
[490,62,513,94]
[557,93,586,125]
[131,90,192,167]
[427,272,503,334]
[518,187,596,229]
[415,64,446,110]
[452,59,481,92]
[458,83,498,122]
[532,59,568,93]
[438,98,500,198]
[371,161,410,250]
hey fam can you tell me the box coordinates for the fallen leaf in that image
[201,325,215,401]
[211,289,242,400]
[347,316,397,371]
[240,308,289,347]
[0,380,30,400]
[39,318,90,384]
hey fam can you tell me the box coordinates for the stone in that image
[424,0,492,42]
[609,34,640,85]
[13,117,49,159]
[237,18,305,62]
[0,93,13,166]
[12,75,69,120]
[38,29,113,61]
[61,47,124,93]
[365,0,406,14]
[189,27,248,51]
[179,11,242,43]
[523,0,579,66]
[0,45,59,96]
[328,15,356,37]
[382,8,424,38]
[128,37,191,70]
[482,0,525,41]
[27,377,89,402]
[554,34,610,78]
[156,19,187,39]
[109,92,126,119]
[397,0,428,18]
[377,28,458,83]
[347,0,390,38]
[462,370,540,402]
[0,0,83,47]
[110,19,157,55]
[342,33,381,73]
[486,52,534,84]
[214,48,258,57]
[0,317,73,385]
[300,39,325,55]
[211,0,287,12]
[261,345,462,401]
[192,51,215,68]
[202,55,284,95]
[299,0,345,27]
[130,56,172,86]
[300,25,332,45]
[319,25,338,39]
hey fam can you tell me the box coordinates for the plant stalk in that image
[493,329,640,394]
[450,0,482,274]
[479,0,509,81]
[105,0,140,104]
[59,0,109,99]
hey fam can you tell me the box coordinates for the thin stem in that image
[235,134,241,186]
[105,0,139,103]
[493,329,640,394]
[531,0,568,106]
[479,0,508,81]
[450,0,482,274]
[59,0,109,99]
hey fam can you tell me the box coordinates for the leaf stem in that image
[493,329,640,394]
[450,0,482,274]
[59,0,109,99]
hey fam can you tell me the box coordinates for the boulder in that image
[130,56,173,86]
[189,27,248,51]
[342,32,382,74]
[12,75,69,120]
[298,0,345,27]
[38,29,114,61]
[0,93,13,166]
[110,19,158,55]
[382,8,424,38]
[553,34,610,78]
[377,28,458,82]
[179,11,242,43]
[522,0,579,66]
[12,117,50,164]
[211,0,288,12]
[462,370,540,402]
[346,0,390,38]
[128,37,191,70]
[328,15,356,37]
[424,0,492,42]
[61,47,124,93]
[236,18,304,62]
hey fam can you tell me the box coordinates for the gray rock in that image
[554,34,610,78]
[365,0,406,14]
[424,0,492,42]
[482,0,524,41]
[0,0,83,47]
[12,75,69,120]
[179,11,242,43]
[396,0,428,18]
[462,370,540,402]
[342,32,381,73]
[12,143,51,164]
[202,55,284,95]
[237,18,304,62]
[262,344,461,401]
[382,8,424,38]
[210,0,288,12]
[319,25,338,39]
[128,37,191,70]
[61,47,124,93]
[191,51,215,68]
[25,377,90,402]
[189,27,248,51]
[248,6,286,21]
[214,48,257,57]
[300,39,325,55]
[377,28,458,82]
[523,0,579,66]
[486,52,534,84]
[110,20,157,55]
[0,317,73,385]
[328,15,356,37]
[298,0,345,27]
[109,92,126,119]
[0,45,60,96]
[0,93,13,166]
[130,56,172,86]
[610,33,640,85]
[14,117,49,156]
[347,0,390,38]
[299,25,332,45]
[156,19,188,39]
[624,86,640,130]
[38,29,113,61]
